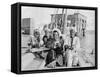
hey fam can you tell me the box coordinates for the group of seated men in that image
[28,28,81,68]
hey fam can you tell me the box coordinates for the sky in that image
[22,6,95,30]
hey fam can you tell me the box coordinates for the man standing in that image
[65,29,80,67]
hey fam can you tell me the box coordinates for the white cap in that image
[53,28,62,36]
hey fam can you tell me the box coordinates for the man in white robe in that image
[64,30,80,67]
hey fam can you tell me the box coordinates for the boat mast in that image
[64,9,67,34]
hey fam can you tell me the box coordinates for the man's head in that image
[44,29,51,38]
[33,29,40,38]
[53,30,59,40]
[43,36,48,43]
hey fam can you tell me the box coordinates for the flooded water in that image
[80,30,95,51]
